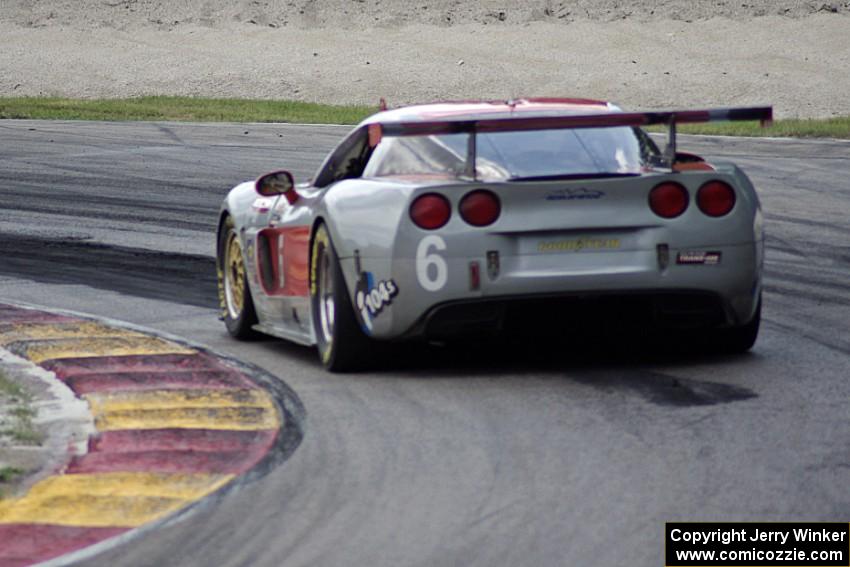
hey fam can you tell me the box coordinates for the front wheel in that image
[218,216,259,339]
[310,223,372,371]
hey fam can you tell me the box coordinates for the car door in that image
[242,185,314,344]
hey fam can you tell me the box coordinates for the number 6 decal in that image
[416,235,448,291]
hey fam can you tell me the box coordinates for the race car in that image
[216,98,771,371]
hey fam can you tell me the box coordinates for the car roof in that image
[360,98,618,126]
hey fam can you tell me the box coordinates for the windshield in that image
[362,127,660,181]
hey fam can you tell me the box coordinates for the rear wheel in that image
[218,216,259,339]
[706,294,761,353]
[310,223,371,371]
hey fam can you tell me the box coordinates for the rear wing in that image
[368,106,773,176]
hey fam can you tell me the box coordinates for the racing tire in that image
[310,223,372,372]
[218,216,259,339]
[707,294,761,354]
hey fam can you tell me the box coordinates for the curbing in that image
[0,302,304,567]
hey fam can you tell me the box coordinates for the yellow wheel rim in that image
[224,231,246,319]
[317,241,335,348]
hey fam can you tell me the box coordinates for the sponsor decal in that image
[355,271,399,333]
[545,188,605,201]
[538,238,620,253]
[677,251,722,265]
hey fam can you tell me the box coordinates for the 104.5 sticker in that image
[355,274,399,332]
[358,279,398,316]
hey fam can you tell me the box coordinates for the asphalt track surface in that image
[1,120,849,566]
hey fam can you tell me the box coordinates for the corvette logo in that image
[545,188,605,201]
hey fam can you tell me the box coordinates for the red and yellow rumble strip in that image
[0,305,281,567]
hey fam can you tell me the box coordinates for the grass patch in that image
[0,466,24,483]
[0,373,26,400]
[3,426,44,445]
[1,97,848,137]
[9,406,35,420]
[0,96,374,124]
[0,370,43,447]
[0,466,26,498]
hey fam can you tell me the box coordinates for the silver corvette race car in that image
[217,99,771,370]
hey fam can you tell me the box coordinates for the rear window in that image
[362,127,659,181]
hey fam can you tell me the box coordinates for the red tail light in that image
[697,181,736,217]
[459,190,501,227]
[649,182,689,218]
[410,193,451,230]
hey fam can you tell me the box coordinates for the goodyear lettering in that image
[310,228,330,296]
[216,266,227,319]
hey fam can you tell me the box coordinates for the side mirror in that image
[256,170,299,204]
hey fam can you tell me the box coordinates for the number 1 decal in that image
[278,234,286,288]
[416,235,448,291]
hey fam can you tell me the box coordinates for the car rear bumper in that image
[343,240,762,339]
